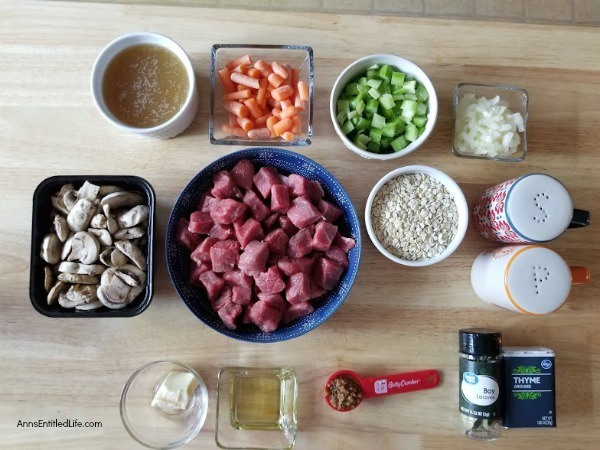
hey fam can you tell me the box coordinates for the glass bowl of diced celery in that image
[330,54,438,160]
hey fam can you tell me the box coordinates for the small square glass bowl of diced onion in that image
[330,54,438,160]
[452,83,528,162]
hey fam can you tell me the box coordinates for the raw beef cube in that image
[264,228,289,257]
[249,301,283,333]
[325,245,349,268]
[335,233,356,252]
[258,293,286,311]
[287,196,321,229]
[285,273,312,304]
[211,170,241,199]
[176,218,200,251]
[209,223,234,240]
[254,266,285,294]
[278,215,299,236]
[313,257,344,290]
[235,218,264,249]
[253,166,281,199]
[199,193,218,212]
[318,199,343,223]
[288,174,309,197]
[212,285,232,311]
[241,303,255,324]
[306,180,325,202]
[210,198,248,225]
[210,240,240,273]
[310,282,327,300]
[280,175,290,186]
[312,221,338,251]
[283,301,314,324]
[287,228,314,258]
[232,285,252,305]
[223,269,253,287]
[189,211,213,234]
[218,302,242,330]
[271,184,290,213]
[191,237,218,263]
[189,262,211,287]
[242,190,271,222]
[277,256,313,277]
[230,159,255,190]
[199,270,224,301]
[238,240,269,276]
[263,212,280,231]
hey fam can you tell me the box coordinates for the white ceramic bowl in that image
[330,54,438,160]
[365,165,468,266]
[91,32,199,139]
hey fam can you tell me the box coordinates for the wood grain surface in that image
[0,1,598,449]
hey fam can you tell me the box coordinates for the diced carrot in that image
[291,116,302,134]
[223,100,249,118]
[228,54,252,69]
[271,61,288,80]
[282,131,295,142]
[248,127,271,140]
[280,99,292,110]
[243,98,263,119]
[298,81,309,101]
[254,60,273,77]
[218,68,237,93]
[281,64,292,87]
[256,79,268,105]
[229,113,238,127]
[273,117,292,136]
[291,69,300,91]
[246,67,262,79]
[223,89,252,101]
[271,107,282,119]
[268,73,284,88]
[222,125,247,137]
[294,94,304,109]
[255,112,271,125]
[266,115,279,136]
[268,97,281,109]
[280,106,299,119]
[231,72,260,89]
[232,64,248,74]
[258,97,268,110]
[271,85,294,102]
[237,116,255,132]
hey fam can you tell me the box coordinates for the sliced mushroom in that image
[111,249,128,267]
[67,231,100,264]
[58,261,105,276]
[47,281,68,305]
[67,198,95,232]
[53,215,70,242]
[41,233,62,264]
[61,233,74,260]
[97,268,131,308]
[100,191,144,210]
[88,228,112,246]
[114,226,145,240]
[58,284,97,308]
[107,216,119,235]
[117,205,150,228]
[90,214,107,229]
[44,266,54,292]
[51,184,76,214]
[75,300,103,311]
[98,185,122,196]
[127,285,145,303]
[57,272,99,284]
[115,240,146,270]
[51,195,70,215]
[115,264,147,287]
[77,181,100,202]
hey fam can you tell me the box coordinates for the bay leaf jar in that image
[459,328,503,440]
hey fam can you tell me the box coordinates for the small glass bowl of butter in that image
[120,360,209,449]
[215,367,298,450]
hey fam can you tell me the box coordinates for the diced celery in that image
[371,113,386,129]
[341,120,355,135]
[412,116,427,128]
[404,93,417,101]
[369,128,383,144]
[382,123,397,138]
[349,94,363,109]
[392,93,404,101]
[379,79,391,94]
[358,76,368,86]
[357,83,369,95]
[364,112,374,119]
[344,82,358,96]
[353,133,370,150]
[416,102,427,116]
[391,135,408,152]
[381,108,396,120]
[418,127,425,136]
[400,100,417,119]
[416,84,429,102]
[367,69,379,79]
[355,117,371,131]
[336,111,346,125]
[405,75,415,81]
[337,99,350,114]
[365,99,379,115]
[393,88,406,95]
[379,93,395,110]
[347,110,359,120]
[404,123,418,142]
[402,80,416,94]
[351,117,359,125]
[391,71,405,86]
[368,88,381,100]
[378,64,392,81]
[367,141,381,153]
[355,100,366,115]
[367,64,380,70]
[380,137,391,149]
[367,79,382,89]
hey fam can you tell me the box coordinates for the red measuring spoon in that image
[324,369,441,412]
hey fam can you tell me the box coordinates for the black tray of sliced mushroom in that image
[30,176,155,317]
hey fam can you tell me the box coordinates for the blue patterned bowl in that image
[166,148,361,343]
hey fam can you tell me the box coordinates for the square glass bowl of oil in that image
[215,367,298,450]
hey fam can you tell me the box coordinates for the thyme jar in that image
[459,328,503,440]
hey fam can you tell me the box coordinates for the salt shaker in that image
[459,328,503,440]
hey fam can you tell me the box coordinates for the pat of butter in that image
[151,371,199,412]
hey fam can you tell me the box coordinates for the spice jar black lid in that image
[459,328,502,356]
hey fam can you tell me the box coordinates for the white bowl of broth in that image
[91,32,199,139]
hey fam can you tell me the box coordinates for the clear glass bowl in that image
[452,83,528,162]
[120,361,209,449]
[215,367,298,450]
[209,44,313,146]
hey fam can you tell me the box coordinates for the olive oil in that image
[102,44,188,128]
[230,373,283,431]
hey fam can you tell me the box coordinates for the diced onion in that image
[454,94,525,157]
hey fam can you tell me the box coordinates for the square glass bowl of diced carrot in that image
[210,45,314,146]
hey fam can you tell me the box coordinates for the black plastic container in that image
[30,175,155,317]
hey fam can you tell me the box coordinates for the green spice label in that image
[459,359,501,420]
